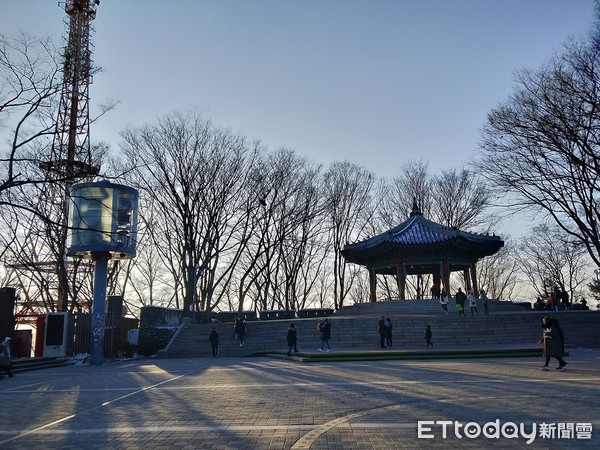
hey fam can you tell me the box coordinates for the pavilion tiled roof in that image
[342,204,503,265]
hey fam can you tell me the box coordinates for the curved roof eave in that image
[341,213,504,266]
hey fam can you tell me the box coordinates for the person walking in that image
[468,290,479,316]
[378,315,387,348]
[208,327,220,358]
[548,293,556,311]
[425,325,433,348]
[539,316,568,371]
[440,294,449,314]
[455,288,466,317]
[315,319,323,346]
[318,318,331,352]
[553,286,562,311]
[480,288,489,315]
[233,318,240,341]
[287,322,299,356]
[384,317,393,348]
[561,289,570,310]
[235,318,247,347]
[0,337,14,378]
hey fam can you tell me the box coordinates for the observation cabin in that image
[67,180,139,259]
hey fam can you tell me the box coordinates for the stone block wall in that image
[138,306,182,354]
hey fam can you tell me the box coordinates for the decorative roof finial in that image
[410,197,422,217]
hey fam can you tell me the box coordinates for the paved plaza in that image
[1,347,599,449]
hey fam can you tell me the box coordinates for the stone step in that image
[263,347,547,362]
[161,311,600,359]
[11,357,70,374]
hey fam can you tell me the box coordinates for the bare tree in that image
[476,35,600,266]
[1,32,118,313]
[431,168,493,230]
[381,161,493,230]
[0,33,61,198]
[379,160,432,228]
[516,223,589,300]
[0,203,97,314]
[120,111,259,317]
[1,33,110,198]
[109,201,175,315]
[476,237,519,300]
[323,161,378,309]
[235,149,328,312]
[273,156,327,311]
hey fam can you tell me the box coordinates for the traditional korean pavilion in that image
[341,201,504,301]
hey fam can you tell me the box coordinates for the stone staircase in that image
[11,357,70,374]
[161,307,600,359]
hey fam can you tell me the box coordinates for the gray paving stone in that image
[0,348,599,449]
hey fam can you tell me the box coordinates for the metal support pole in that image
[90,253,109,365]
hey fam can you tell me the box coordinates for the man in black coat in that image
[455,288,467,316]
[319,319,332,352]
[378,315,387,348]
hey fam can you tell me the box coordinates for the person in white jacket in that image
[439,291,449,314]
[467,291,479,317]
[0,336,14,379]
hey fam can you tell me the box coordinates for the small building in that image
[341,201,503,300]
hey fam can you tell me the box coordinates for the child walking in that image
[425,325,433,348]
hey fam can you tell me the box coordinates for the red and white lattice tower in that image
[43,0,100,177]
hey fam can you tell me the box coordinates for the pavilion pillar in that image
[369,267,377,302]
[442,259,450,295]
[432,270,441,299]
[464,269,472,292]
[396,263,406,300]
[470,262,479,297]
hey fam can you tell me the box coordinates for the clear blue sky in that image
[1,0,596,180]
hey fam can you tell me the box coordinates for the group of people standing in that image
[534,286,571,311]
[377,315,393,348]
[440,287,489,316]
[378,317,432,349]
[549,286,570,310]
